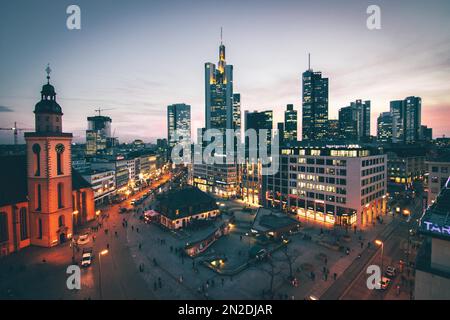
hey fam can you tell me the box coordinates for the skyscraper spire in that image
[308,53,311,71]
[218,27,226,73]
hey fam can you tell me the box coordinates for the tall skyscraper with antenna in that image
[301,54,329,141]
[193,29,241,197]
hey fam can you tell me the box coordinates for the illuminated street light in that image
[375,240,384,274]
[98,249,109,300]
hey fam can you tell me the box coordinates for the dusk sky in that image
[0,0,449,144]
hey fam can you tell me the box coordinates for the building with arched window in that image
[0,69,95,256]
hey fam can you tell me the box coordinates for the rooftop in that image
[156,187,218,220]
[251,207,300,234]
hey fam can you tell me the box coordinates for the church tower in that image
[25,66,74,247]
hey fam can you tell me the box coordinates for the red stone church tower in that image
[25,66,74,247]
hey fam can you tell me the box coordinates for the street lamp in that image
[375,239,384,275]
[98,249,109,300]
[72,210,79,263]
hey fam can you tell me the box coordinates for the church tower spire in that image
[25,66,74,248]
[34,64,63,133]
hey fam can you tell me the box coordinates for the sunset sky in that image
[0,0,449,144]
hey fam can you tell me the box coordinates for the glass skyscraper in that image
[338,100,371,142]
[377,112,393,143]
[390,97,421,144]
[167,103,191,150]
[302,66,328,141]
[192,36,241,197]
[283,104,297,143]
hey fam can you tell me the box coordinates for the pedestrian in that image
[333,272,337,280]
[360,242,363,249]
[221,278,224,287]
[139,243,142,250]
[107,243,109,249]
[325,257,328,265]
[132,226,134,231]
[136,227,139,233]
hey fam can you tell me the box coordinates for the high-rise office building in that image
[205,38,237,133]
[390,100,404,143]
[284,104,297,143]
[404,96,422,143]
[390,97,422,144]
[302,58,328,141]
[338,100,371,142]
[244,110,273,154]
[85,115,113,156]
[167,103,191,151]
[192,33,241,197]
[339,106,358,141]
[233,93,241,134]
[377,112,393,143]
[327,119,340,141]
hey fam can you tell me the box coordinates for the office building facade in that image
[263,144,387,227]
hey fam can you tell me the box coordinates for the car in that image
[81,248,93,267]
[81,253,92,267]
[77,234,90,245]
[255,249,268,260]
[379,277,391,289]
[130,199,137,206]
[385,266,396,277]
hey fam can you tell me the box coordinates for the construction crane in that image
[0,122,33,145]
[94,108,114,116]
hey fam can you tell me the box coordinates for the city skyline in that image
[1,0,450,144]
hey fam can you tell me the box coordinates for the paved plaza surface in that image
[0,175,422,300]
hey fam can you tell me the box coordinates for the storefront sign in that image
[423,221,450,236]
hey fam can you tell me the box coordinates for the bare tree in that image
[258,256,282,299]
[281,246,300,281]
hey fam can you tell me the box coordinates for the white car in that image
[81,252,93,267]
[385,266,396,277]
[77,234,90,245]
[379,277,391,290]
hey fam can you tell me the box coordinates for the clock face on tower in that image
[55,143,65,154]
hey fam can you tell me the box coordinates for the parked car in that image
[255,249,268,260]
[379,277,391,289]
[81,248,93,267]
[77,234,90,245]
[385,266,396,277]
